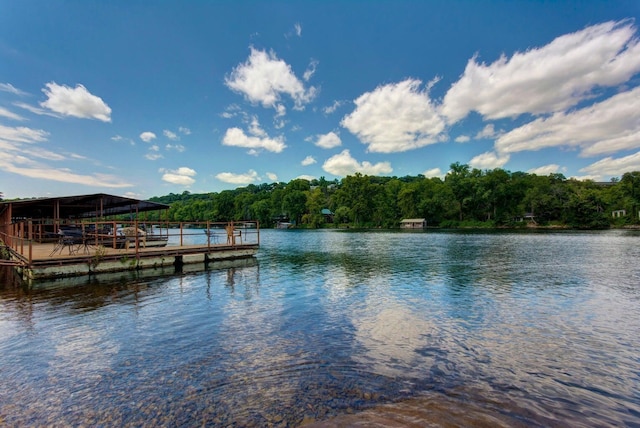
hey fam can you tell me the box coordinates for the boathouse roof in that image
[0,193,169,220]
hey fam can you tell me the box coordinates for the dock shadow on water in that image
[1,229,640,426]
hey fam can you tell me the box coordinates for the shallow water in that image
[1,229,639,426]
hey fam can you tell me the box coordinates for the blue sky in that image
[1,1,640,199]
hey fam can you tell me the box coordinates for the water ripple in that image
[1,230,639,426]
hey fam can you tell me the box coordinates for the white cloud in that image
[266,172,278,181]
[314,131,342,149]
[0,83,28,96]
[0,107,25,121]
[475,124,498,139]
[323,100,344,115]
[37,150,66,161]
[423,168,442,178]
[303,59,318,82]
[221,104,242,119]
[161,167,196,186]
[225,47,317,111]
[166,143,186,152]
[528,164,561,176]
[0,124,48,143]
[322,149,393,176]
[285,23,303,39]
[579,151,640,177]
[442,20,640,123]
[112,135,135,145]
[469,151,510,169]
[495,86,640,157]
[301,155,316,166]
[296,174,315,181]
[179,126,191,135]
[145,153,163,161]
[248,115,267,137]
[341,79,445,153]
[140,131,156,142]
[123,191,142,199]
[40,82,112,122]
[163,130,179,140]
[454,135,470,143]
[13,101,60,118]
[146,145,162,160]
[215,169,259,185]
[0,151,131,188]
[222,127,286,153]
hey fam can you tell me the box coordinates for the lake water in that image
[1,229,639,427]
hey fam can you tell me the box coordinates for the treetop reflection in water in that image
[0,229,639,426]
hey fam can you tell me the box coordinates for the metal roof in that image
[0,193,169,219]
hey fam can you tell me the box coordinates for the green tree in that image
[282,190,307,225]
[445,162,473,221]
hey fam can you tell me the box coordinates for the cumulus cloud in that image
[163,130,179,140]
[161,167,196,186]
[441,20,640,123]
[322,149,393,176]
[140,131,156,142]
[469,151,510,169]
[475,124,498,139]
[301,155,316,166]
[215,169,259,185]
[266,172,278,181]
[341,79,445,153]
[528,164,562,175]
[314,131,342,149]
[222,127,286,153]
[40,82,112,122]
[579,151,640,177]
[495,86,640,157]
[423,168,443,178]
[179,126,191,135]
[455,135,470,143]
[225,47,317,111]
[295,23,302,37]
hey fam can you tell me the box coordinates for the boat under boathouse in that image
[0,193,259,283]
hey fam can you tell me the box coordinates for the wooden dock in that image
[5,239,258,282]
[0,194,260,284]
[2,222,259,283]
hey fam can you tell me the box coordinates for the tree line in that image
[144,163,640,229]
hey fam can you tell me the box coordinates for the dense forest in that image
[144,163,640,229]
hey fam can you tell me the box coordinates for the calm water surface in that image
[1,229,639,427]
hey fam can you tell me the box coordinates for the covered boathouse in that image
[0,193,259,283]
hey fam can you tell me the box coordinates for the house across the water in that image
[0,193,259,283]
[400,218,427,229]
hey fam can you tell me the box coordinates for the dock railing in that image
[0,220,260,264]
